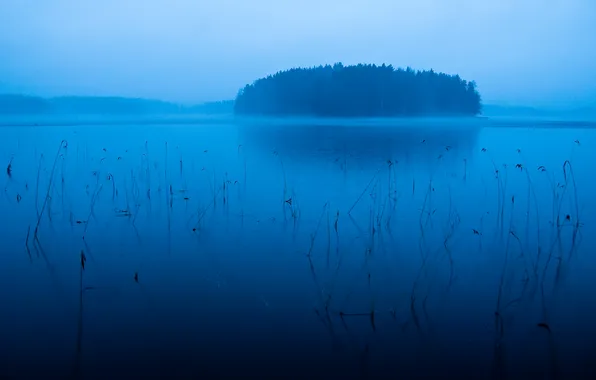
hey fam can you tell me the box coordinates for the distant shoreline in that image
[0,94,234,116]
[1,114,595,129]
[1,94,594,122]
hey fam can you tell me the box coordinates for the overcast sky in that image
[1,0,595,107]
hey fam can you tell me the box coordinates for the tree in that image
[234,63,482,117]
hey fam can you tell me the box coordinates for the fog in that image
[1,0,595,107]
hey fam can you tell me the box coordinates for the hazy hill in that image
[185,100,234,114]
[482,104,596,119]
[0,95,234,115]
[0,94,52,114]
[47,96,182,115]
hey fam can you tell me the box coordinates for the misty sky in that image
[1,0,595,107]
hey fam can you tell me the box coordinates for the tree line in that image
[234,63,482,117]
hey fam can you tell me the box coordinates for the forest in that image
[234,63,482,117]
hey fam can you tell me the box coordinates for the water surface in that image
[1,117,595,378]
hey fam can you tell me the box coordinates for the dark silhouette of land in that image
[0,94,51,114]
[1,88,593,120]
[482,104,596,119]
[234,63,482,117]
[0,95,234,115]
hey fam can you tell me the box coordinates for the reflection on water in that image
[239,120,481,168]
[0,117,595,378]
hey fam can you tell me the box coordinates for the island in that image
[234,63,482,117]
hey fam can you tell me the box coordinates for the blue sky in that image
[1,0,595,107]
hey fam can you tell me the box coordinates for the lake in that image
[1,116,595,379]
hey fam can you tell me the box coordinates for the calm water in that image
[1,117,595,378]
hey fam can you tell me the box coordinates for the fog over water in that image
[1,0,595,107]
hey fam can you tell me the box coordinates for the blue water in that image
[1,117,595,378]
